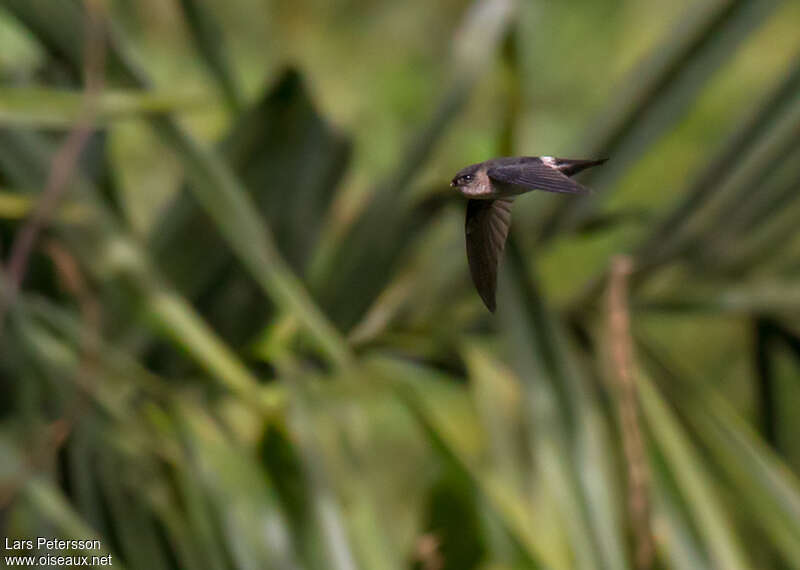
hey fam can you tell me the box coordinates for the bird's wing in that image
[465,198,513,312]
[488,162,592,194]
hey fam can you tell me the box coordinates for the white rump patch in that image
[541,156,558,168]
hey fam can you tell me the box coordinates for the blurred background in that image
[1,0,800,568]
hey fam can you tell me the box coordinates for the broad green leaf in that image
[149,70,350,350]
[0,127,265,401]
[3,0,353,369]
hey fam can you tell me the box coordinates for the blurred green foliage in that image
[1,0,800,568]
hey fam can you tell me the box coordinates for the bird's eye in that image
[451,174,474,187]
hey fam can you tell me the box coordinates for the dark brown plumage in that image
[451,156,607,312]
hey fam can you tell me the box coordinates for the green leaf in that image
[4,0,353,369]
[174,0,244,113]
[0,127,266,402]
[149,70,350,349]
[637,371,752,570]
[22,479,124,568]
[0,87,213,127]
[310,0,515,331]
[536,0,784,242]
[640,338,800,566]
[635,52,800,267]
[500,240,629,570]
[371,355,547,570]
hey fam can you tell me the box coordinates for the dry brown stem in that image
[607,254,655,569]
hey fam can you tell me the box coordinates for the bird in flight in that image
[450,156,607,312]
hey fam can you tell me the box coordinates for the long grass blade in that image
[536,0,783,242]
[0,128,267,402]
[22,479,125,569]
[310,0,515,330]
[569,52,800,312]
[3,0,354,369]
[637,371,752,570]
[640,338,800,566]
[371,355,548,569]
[174,0,244,113]
[0,87,212,127]
[505,238,633,569]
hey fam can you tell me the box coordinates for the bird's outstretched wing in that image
[465,198,513,312]
[488,162,592,195]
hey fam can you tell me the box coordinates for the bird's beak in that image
[450,181,455,187]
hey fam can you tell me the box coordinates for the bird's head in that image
[450,164,480,189]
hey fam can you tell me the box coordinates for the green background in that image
[2,0,800,568]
